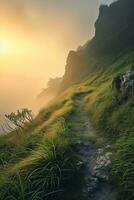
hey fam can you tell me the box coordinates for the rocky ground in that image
[73,96,116,200]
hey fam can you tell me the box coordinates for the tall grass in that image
[112,135,134,200]
[1,51,134,200]
[84,51,134,200]
[0,91,79,200]
[0,121,76,200]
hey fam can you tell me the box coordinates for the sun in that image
[0,37,13,54]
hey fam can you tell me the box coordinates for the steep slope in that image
[61,0,134,91]
[0,87,84,200]
[0,0,134,200]
[59,0,134,199]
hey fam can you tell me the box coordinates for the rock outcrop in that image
[60,51,90,91]
[112,66,134,97]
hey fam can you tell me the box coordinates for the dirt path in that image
[72,96,116,200]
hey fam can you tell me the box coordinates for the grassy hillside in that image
[0,50,134,200]
[0,0,134,199]
[0,85,91,200]
[84,50,134,200]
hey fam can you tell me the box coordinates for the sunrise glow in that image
[0,37,14,54]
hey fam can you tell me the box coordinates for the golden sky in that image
[0,0,114,123]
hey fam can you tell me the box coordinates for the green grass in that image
[83,51,134,200]
[0,50,134,200]
[0,133,75,200]
[112,135,134,200]
[0,88,83,200]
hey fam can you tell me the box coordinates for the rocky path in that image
[73,96,116,200]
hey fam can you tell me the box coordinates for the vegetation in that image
[84,51,134,200]
[0,89,83,200]
[1,50,134,199]
[112,135,134,200]
[2,108,33,132]
[0,0,134,199]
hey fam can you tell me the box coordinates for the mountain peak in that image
[91,0,134,55]
[60,0,134,91]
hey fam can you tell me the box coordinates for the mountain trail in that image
[71,94,116,200]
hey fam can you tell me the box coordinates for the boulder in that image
[112,66,134,97]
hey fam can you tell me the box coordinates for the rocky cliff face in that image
[60,50,90,91]
[60,0,134,91]
[90,0,134,54]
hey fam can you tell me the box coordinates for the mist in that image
[0,0,114,132]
